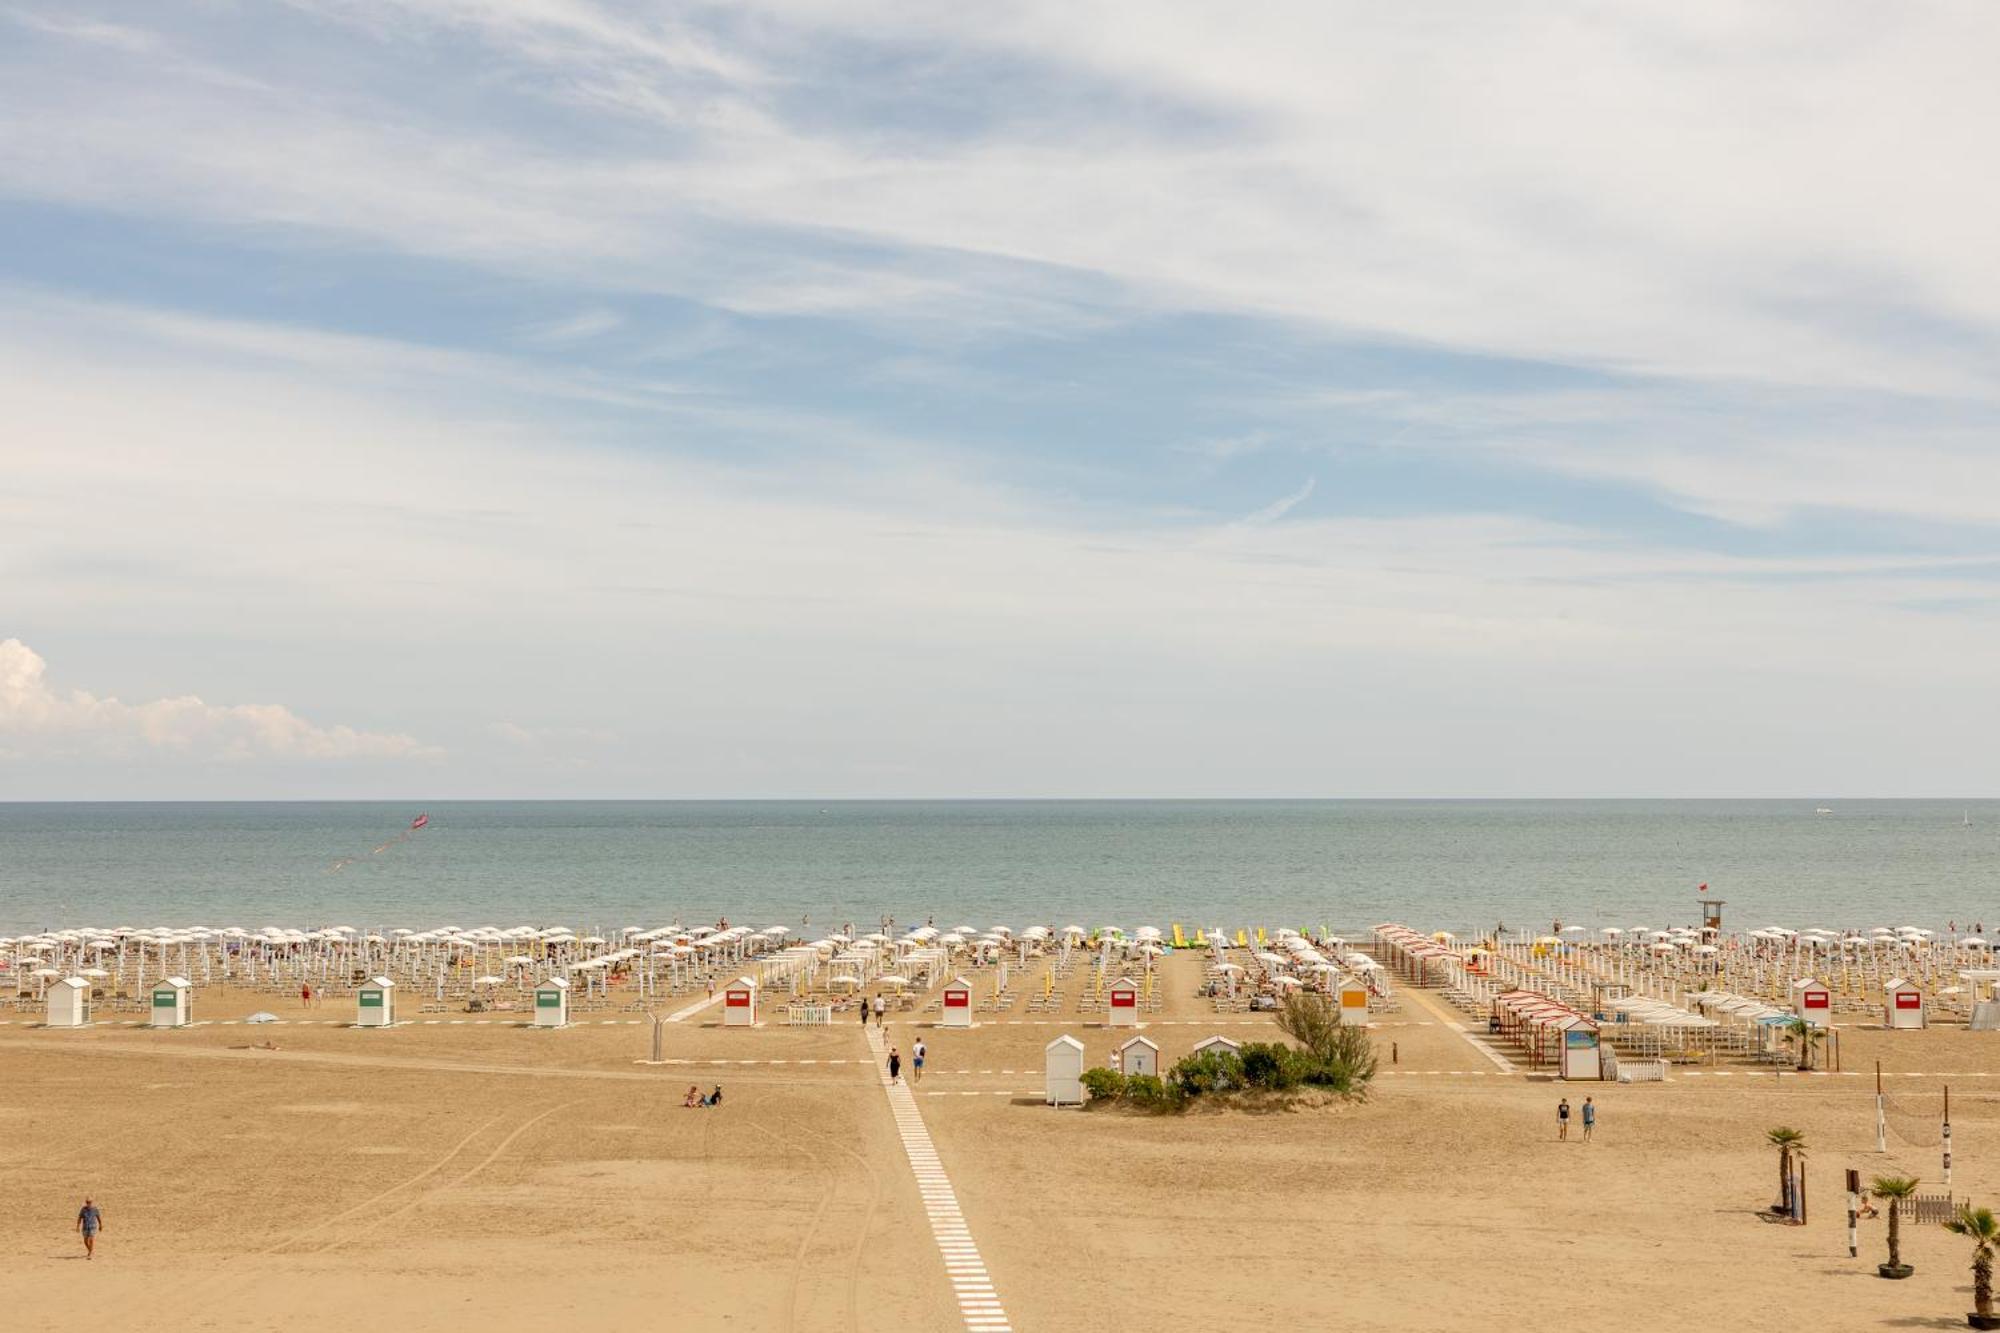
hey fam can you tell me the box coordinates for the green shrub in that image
[1169,1048,1246,1098]
[1277,992,1378,1096]
[1239,1041,1281,1087]
[1122,1073,1174,1107]
[1080,1066,1127,1102]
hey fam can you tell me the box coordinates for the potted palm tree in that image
[1874,1176,1921,1278]
[1767,1127,1806,1217]
[1944,1202,2000,1328]
[1782,1016,1825,1071]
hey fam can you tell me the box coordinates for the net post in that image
[1876,1061,1887,1153]
[1944,1084,1953,1186]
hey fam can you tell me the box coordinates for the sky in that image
[4,1,2000,799]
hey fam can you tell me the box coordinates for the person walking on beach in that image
[888,1046,902,1085]
[76,1197,103,1259]
[858,992,869,1025]
[913,1038,926,1084]
[300,981,312,1008]
[1581,1096,1596,1143]
[872,994,886,1026]
[1556,1097,1571,1141]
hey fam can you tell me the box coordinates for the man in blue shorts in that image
[77,1197,103,1259]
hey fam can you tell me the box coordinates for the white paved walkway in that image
[866,1026,1012,1332]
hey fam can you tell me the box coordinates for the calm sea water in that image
[1,801,1997,936]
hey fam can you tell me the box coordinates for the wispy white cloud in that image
[7,6,2000,794]
[0,639,435,761]
[7,297,2000,798]
[6,9,159,53]
[524,308,623,342]
[1234,477,1316,528]
[8,2,1997,400]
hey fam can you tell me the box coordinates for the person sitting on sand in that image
[1857,1197,1879,1219]
[683,1085,701,1108]
[703,1085,723,1108]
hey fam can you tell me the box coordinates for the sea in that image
[2,800,1997,937]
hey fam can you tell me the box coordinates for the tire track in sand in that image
[98,1111,509,1318]
[296,1100,580,1254]
[747,1116,843,1333]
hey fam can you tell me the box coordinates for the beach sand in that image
[5,955,1999,1330]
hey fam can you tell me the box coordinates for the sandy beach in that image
[6,949,2000,1331]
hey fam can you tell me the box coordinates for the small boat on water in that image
[1815,807,1833,815]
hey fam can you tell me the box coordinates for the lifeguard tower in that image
[1698,893,1724,933]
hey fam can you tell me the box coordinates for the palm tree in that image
[1873,1175,1921,1277]
[1783,1017,1825,1071]
[1945,1203,2000,1322]
[1767,1127,1807,1216]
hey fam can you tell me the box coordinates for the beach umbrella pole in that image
[1876,1062,1888,1152]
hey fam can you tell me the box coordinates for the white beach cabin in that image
[46,975,91,1029]
[723,976,758,1027]
[1045,1034,1085,1106]
[1966,972,2000,1031]
[1337,977,1371,1027]
[1190,1034,1242,1058]
[533,976,570,1028]
[356,976,396,1027]
[1107,976,1140,1028]
[940,976,974,1029]
[1115,1034,1159,1078]
[1557,1018,1604,1080]
[1790,977,1831,1028]
[1883,978,1925,1030]
[149,975,192,1028]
